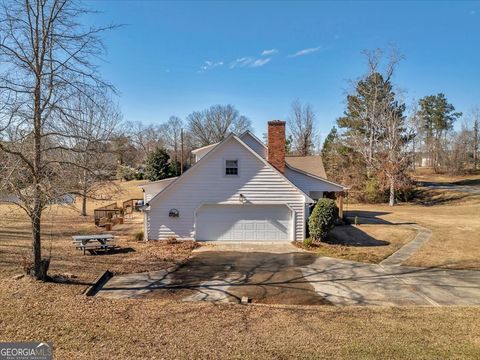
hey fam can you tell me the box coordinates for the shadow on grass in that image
[49,276,92,286]
[324,210,417,247]
[413,188,470,206]
[326,225,389,247]
[346,210,415,225]
[90,247,136,256]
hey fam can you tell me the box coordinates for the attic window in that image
[225,160,238,176]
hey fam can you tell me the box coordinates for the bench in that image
[72,234,117,255]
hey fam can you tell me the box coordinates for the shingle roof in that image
[285,155,327,179]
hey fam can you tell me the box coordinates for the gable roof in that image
[285,163,346,191]
[285,156,327,179]
[138,177,178,188]
[191,142,218,154]
[239,130,267,149]
[147,133,314,205]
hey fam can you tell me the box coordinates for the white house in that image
[140,121,345,242]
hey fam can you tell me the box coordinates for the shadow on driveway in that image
[99,251,331,305]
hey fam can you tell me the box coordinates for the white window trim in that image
[224,158,239,177]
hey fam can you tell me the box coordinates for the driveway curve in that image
[97,243,480,306]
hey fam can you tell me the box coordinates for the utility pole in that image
[180,128,184,175]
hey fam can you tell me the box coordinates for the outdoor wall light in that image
[169,209,179,217]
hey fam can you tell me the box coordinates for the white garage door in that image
[195,204,292,242]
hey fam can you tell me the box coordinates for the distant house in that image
[140,121,345,242]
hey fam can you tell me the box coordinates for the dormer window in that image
[225,160,238,176]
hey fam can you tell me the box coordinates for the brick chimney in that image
[267,120,286,173]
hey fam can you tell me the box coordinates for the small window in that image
[225,160,238,176]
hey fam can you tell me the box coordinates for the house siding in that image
[146,137,306,241]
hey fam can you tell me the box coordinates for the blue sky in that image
[87,0,480,140]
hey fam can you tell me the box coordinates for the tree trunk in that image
[412,136,416,171]
[31,202,48,280]
[31,56,46,280]
[474,119,479,170]
[389,179,395,207]
[81,169,88,216]
[81,190,87,216]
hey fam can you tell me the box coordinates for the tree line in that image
[320,49,479,204]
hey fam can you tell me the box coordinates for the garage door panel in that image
[196,205,291,242]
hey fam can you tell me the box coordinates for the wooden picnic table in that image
[72,234,116,255]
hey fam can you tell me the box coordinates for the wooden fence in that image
[122,199,144,215]
[93,199,144,226]
[94,203,121,226]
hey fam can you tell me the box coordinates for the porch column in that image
[336,192,344,219]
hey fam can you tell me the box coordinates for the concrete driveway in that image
[97,243,480,306]
[421,181,480,195]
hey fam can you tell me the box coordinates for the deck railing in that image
[93,202,120,226]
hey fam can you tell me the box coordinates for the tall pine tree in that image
[145,147,173,181]
[418,93,462,171]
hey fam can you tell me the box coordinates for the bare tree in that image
[379,99,412,206]
[125,121,164,161]
[187,104,251,147]
[288,100,317,156]
[67,94,121,216]
[0,0,116,280]
[468,107,479,170]
[159,116,183,175]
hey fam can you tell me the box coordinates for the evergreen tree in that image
[418,93,462,171]
[336,63,411,205]
[144,147,173,181]
[321,126,367,196]
[337,72,400,173]
[285,134,293,154]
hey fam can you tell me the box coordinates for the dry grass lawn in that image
[303,224,416,263]
[1,179,480,358]
[1,281,479,359]
[0,180,196,281]
[413,167,480,184]
[349,189,480,269]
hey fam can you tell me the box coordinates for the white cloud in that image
[261,49,278,56]
[199,60,224,71]
[289,46,321,57]
[251,58,271,67]
[229,57,254,69]
[230,56,272,69]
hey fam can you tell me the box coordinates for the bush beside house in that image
[308,198,339,241]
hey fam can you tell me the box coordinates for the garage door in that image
[195,204,292,242]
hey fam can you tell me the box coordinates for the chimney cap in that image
[268,120,286,126]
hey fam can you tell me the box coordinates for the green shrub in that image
[308,198,338,241]
[303,238,314,247]
[116,165,136,181]
[363,177,388,203]
[133,172,144,180]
